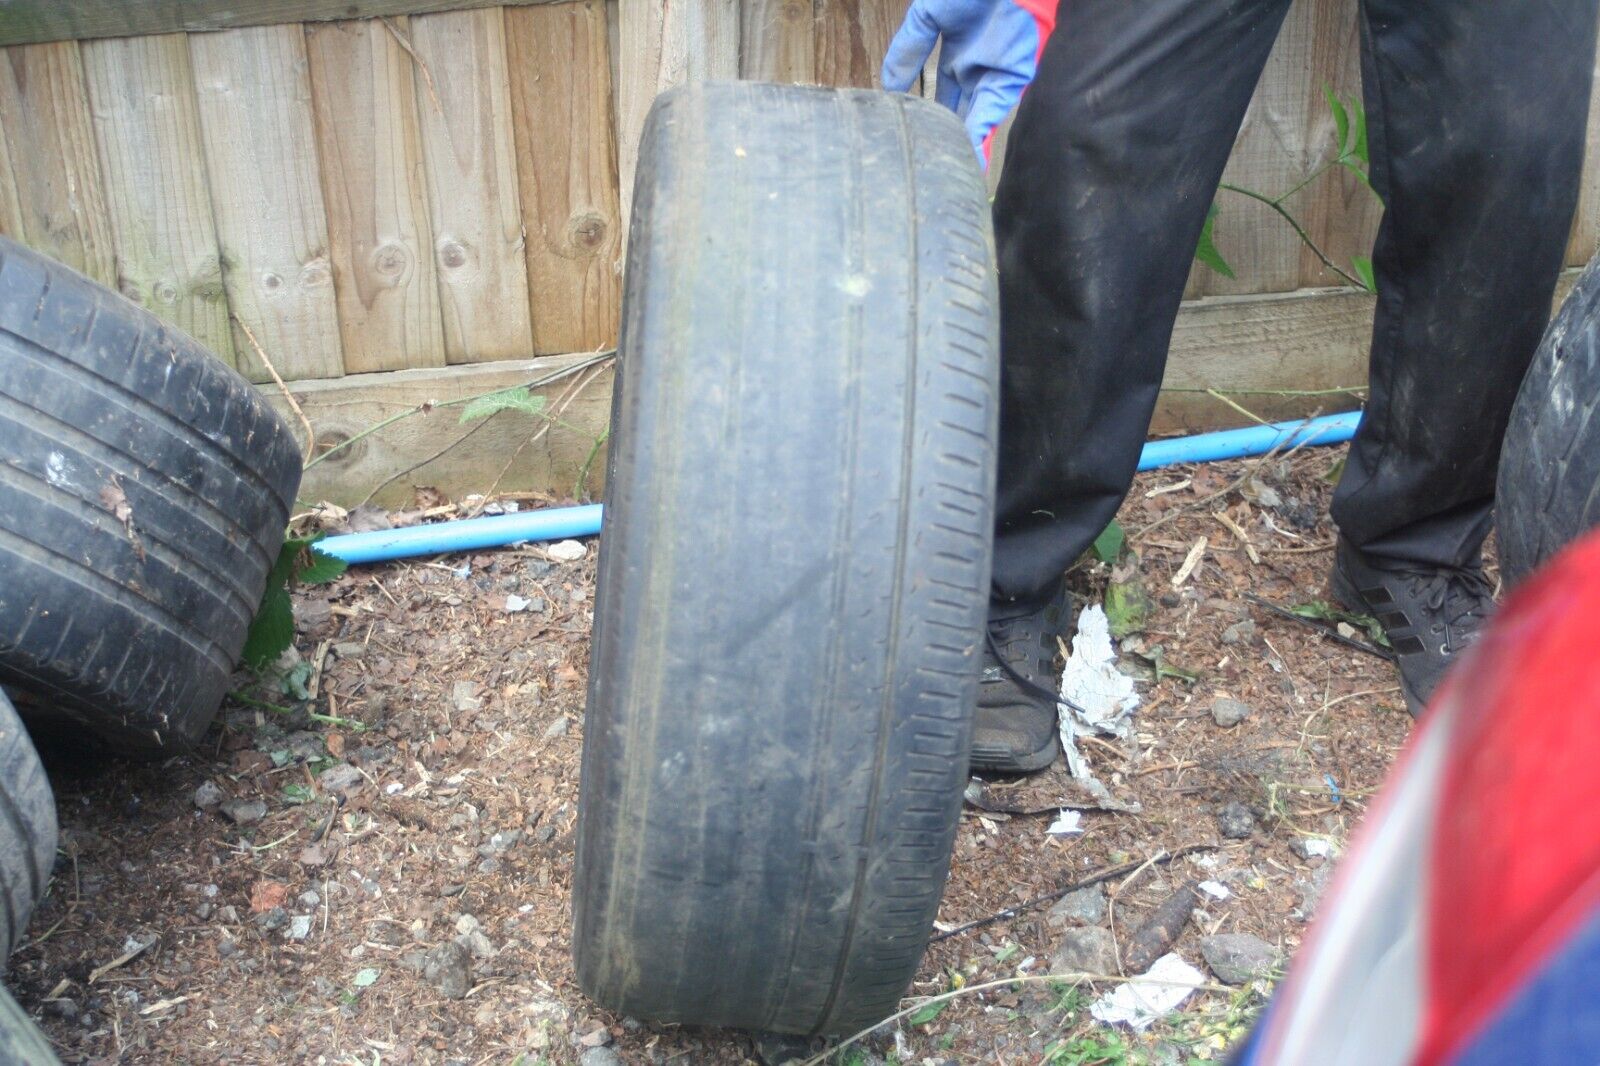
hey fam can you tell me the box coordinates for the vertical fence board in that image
[191,25,343,382]
[814,0,902,89]
[1566,30,1600,267]
[506,0,622,353]
[740,0,815,82]
[81,34,236,366]
[307,17,445,373]
[0,42,115,284]
[410,9,537,363]
[616,0,739,226]
[1293,0,1380,290]
[1184,1,1316,299]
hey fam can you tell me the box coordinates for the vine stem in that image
[1217,181,1367,290]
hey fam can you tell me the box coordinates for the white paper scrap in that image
[1058,605,1142,782]
[1090,953,1206,1030]
[1198,880,1231,900]
[505,594,531,613]
[1046,810,1084,836]
[1302,838,1332,858]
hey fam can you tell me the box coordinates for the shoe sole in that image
[969,732,1060,774]
[1330,562,1425,719]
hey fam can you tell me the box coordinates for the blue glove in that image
[881,0,1058,165]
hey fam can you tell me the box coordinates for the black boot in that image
[970,586,1071,773]
[1330,539,1495,717]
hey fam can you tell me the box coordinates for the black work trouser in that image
[990,0,1598,608]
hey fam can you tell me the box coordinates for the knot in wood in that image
[568,212,607,253]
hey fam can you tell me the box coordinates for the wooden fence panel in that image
[616,0,739,223]
[190,25,345,383]
[0,42,115,285]
[506,0,622,353]
[80,34,237,366]
[409,9,539,363]
[1184,1,1320,300]
[814,0,902,88]
[740,0,815,82]
[1294,0,1382,290]
[306,17,446,374]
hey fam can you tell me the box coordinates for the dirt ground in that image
[8,442,1446,1065]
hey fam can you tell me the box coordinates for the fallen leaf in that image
[249,880,289,914]
[326,732,346,758]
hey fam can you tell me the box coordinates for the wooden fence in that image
[1,0,1597,504]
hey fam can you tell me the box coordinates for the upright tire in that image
[572,83,999,1036]
[0,238,303,753]
[1499,253,1600,585]
[0,689,56,965]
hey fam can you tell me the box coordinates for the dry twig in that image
[232,313,316,462]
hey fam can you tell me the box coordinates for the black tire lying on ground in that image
[572,82,999,1036]
[0,688,56,964]
[1499,253,1600,585]
[0,237,303,754]
[0,982,57,1066]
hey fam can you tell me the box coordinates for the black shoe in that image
[970,585,1071,773]
[1330,538,1495,717]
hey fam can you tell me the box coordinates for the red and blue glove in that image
[880,0,1058,166]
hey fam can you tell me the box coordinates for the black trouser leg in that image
[1328,1,1598,569]
[990,0,1292,607]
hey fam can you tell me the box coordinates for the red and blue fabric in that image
[880,0,1059,165]
[1236,529,1600,1064]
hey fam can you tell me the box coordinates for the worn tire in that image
[0,689,56,965]
[0,237,303,753]
[572,83,998,1036]
[1499,254,1600,585]
[0,983,56,1066]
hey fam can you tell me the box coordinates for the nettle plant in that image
[1196,87,1378,292]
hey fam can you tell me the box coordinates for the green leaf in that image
[352,968,380,988]
[1194,203,1235,279]
[1338,157,1376,192]
[993,943,1020,964]
[458,386,548,424]
[908,1001,947,1026]
[1324,84,1351,156]
[1092,520,1125,563]
[297,546,348,585]
[282,782,314,805]
[242,585,295,670]
[281,660,314,701]
[1351,255,1376,293]
[1104,577,1151,639]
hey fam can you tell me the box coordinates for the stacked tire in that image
[0,236,303,1055]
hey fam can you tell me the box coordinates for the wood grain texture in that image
[80,34,236,365]
[271,354,613,507]
[507,0,622,352]
[0,0,574,46]
[740,0,816,82]
[814,0,904,88]
[1159,267,1581,434]
[1292,0,1380,290]
[307,16,445,373]
[1565,20,1600,266]
[1183,0,1316,299]
[409,8,537,363]
[0,42,114,284]
[190,25,344,383]
[616,0,739,226]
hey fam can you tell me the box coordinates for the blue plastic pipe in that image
[318,412,1361,565]
[319,503,603,564]
[1136,410,1360,471]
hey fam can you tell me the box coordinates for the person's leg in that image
[1332,2,1597,568]
[991,0,1293,610]
[1328,0,1597,715]
[977,0,1292,771]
